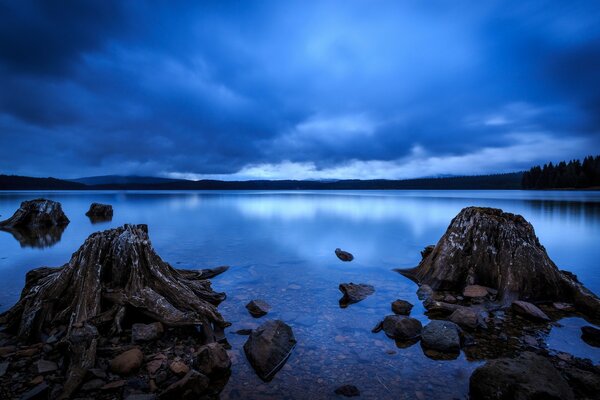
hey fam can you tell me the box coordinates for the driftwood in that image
[0,224,229,398]
[397,207,600,319]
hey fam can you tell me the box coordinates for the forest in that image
[521,155,600,189]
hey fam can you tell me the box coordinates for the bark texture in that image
[0,198,69,228]
[0,224,229,398]
[398,207,600,318]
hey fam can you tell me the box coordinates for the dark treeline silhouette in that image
[521,155,600,189]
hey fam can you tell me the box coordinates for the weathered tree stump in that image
[0,198,69,228]
[85,203,113,222]
[0,224,229,398]
[397,207,600,319]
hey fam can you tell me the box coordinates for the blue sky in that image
[0,1,599,180]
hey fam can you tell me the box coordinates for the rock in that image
[169,360,190,376]
[449,307,480,330]
[160,370,209,399]
[335,248,354,262]
[243,320,297,381]
[81,378,105,391]
[88,368,107,379]
[0,345,16,357]
[391,299,413,315]
[512,300,550,321]
[463,285,490,298]
[334,384,360,397]
[0,199,69,228]
[85,203,113,218]
[416,285,433,300]
[382,315,422,340]
[20,383,49,400]
[101,380,126,390]
[195,342,231,377]
[0,362,8,377]
[132,322,164,343]
[423,298,461,316]
[35,359,58,374]
[397,207,600,318]
[111,348,144,375]
[234,329,253,335]
[562,365,600,399]
[581,325,600,347]
[371,321,384,333]
[29,375,44,386]
[126,394,157,400]
[469,352,574,400]
[421,320,461,353]
[245,299,271,318]
[553,302,574,311]
[338,283,375,307]
[146,358,164,376]
[443,294,457,304]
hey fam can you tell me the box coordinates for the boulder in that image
[397,207,600,318]
[169,360,189,376]
[110,348,144,375]
[391,300,413,315]
[160,370,209,399]
[382,315,422,340]
[469,352,574,400]
[335,248,354,262]
[245,299,271,318]
[338,283,375,307]
[512,300,550,321]
[132,322,164,343]
[416,285,433,300]
[581,325,600,347]
[334,384,360,397]
[421,320,461,353]
[195,342,231,377]
[0,199,69,228]
[243,320,297,381]
[449,307,481,330]
[85,203,113,218]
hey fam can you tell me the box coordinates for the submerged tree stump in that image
[397,207,600,319]
[0,224,229,398]
[0,198,69,228]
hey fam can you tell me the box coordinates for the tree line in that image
[521,155,600,189]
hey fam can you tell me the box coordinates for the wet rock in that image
[85,203,113,218]
[423,298,461,316]
[245,299,271,318]
[443,294,457,304]
[416,285,433,301]
[382,315,422,340]
[195,342,231,377]
[243,320,297,381]
[110,348,144,375]
[371,321,384,333]
[391,299,413,315]
[469,352,574,400]
[160,369,209,399]
[581,325,600,347]
[512,300,550,321]
[335,248,354,262]
[334,384,360,397]
[20,383,49,400]
[35,359,58,374]
[81,378,105,391]
[132,322,164,343]
[397,207,600,318]
[0,199,69,228]
[338,283,375,307]
[421,320,461,353]
[0,362,8,377]
[463,285,490,298]
[449,307,480,330]
[102,380,126,390]
[169,360,189,376]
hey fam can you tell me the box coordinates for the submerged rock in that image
[416,284,433,301]
[421,320,461,354]
[449,307,482,330]
[391,299,413,315]
[243,320,297,381]
[338,283,375,307]
[245,299,271,318]
[512,300,550,321]
[382,315,422,340]
[397,207,600,318]
[335,248,354,262]
[194,343,231,377]
[334,384,360,397]
[0,198,69,228]
[469,352,574,400]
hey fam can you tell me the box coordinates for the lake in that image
[1,190,599,399]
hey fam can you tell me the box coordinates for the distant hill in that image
[0,172,523,190]
[0,175,87,190]
[68,175,187,185]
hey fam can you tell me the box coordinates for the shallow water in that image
[0,190,599,399]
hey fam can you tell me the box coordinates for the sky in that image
[0,0,599,180]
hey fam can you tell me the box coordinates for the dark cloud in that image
[0,0,599,179]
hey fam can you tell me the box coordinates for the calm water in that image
[1,190,599,399]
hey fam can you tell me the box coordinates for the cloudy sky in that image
[0,1,599,180]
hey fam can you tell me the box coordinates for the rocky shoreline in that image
[0,200,599,399]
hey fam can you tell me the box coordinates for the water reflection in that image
[87,215,113,224]
[0,224,67,248]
